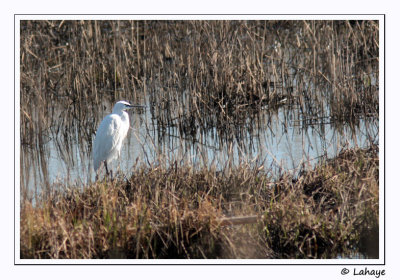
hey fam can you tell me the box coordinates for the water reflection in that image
[21,98,378,196]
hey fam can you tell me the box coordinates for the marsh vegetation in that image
[20,20,379,259]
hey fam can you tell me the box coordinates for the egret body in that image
[93,100,142,176]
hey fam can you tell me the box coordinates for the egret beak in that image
[126,104,147,110]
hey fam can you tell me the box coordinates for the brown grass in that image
[20,145,378,259]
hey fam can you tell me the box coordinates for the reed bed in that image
[20,20,380,259]
[20,145,378,259]
[20,20,379,196]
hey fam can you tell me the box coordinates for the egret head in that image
[112,101,134,113]
[112,100,147,114]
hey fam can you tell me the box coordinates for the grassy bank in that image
[20,145,379,259]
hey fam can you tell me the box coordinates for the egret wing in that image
[93,114,124,171]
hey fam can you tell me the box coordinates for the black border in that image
[14,14,385,266]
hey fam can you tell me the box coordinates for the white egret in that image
[93,100,144,177]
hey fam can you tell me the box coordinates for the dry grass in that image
[264,145,379,258]
[20,145,378,259]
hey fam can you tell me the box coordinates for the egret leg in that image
[104,161,110,177]
[104,161,114,180]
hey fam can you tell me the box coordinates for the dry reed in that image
[20,145,378,259]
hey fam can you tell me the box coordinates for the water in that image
[19,21,379,196]
[20,100,378,195]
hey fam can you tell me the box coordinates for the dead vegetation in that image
[20,145,379,259]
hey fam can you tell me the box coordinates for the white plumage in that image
[93,101,134,175]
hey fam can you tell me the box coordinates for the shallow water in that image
[19,21,379,197]
[21,99,378,194]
